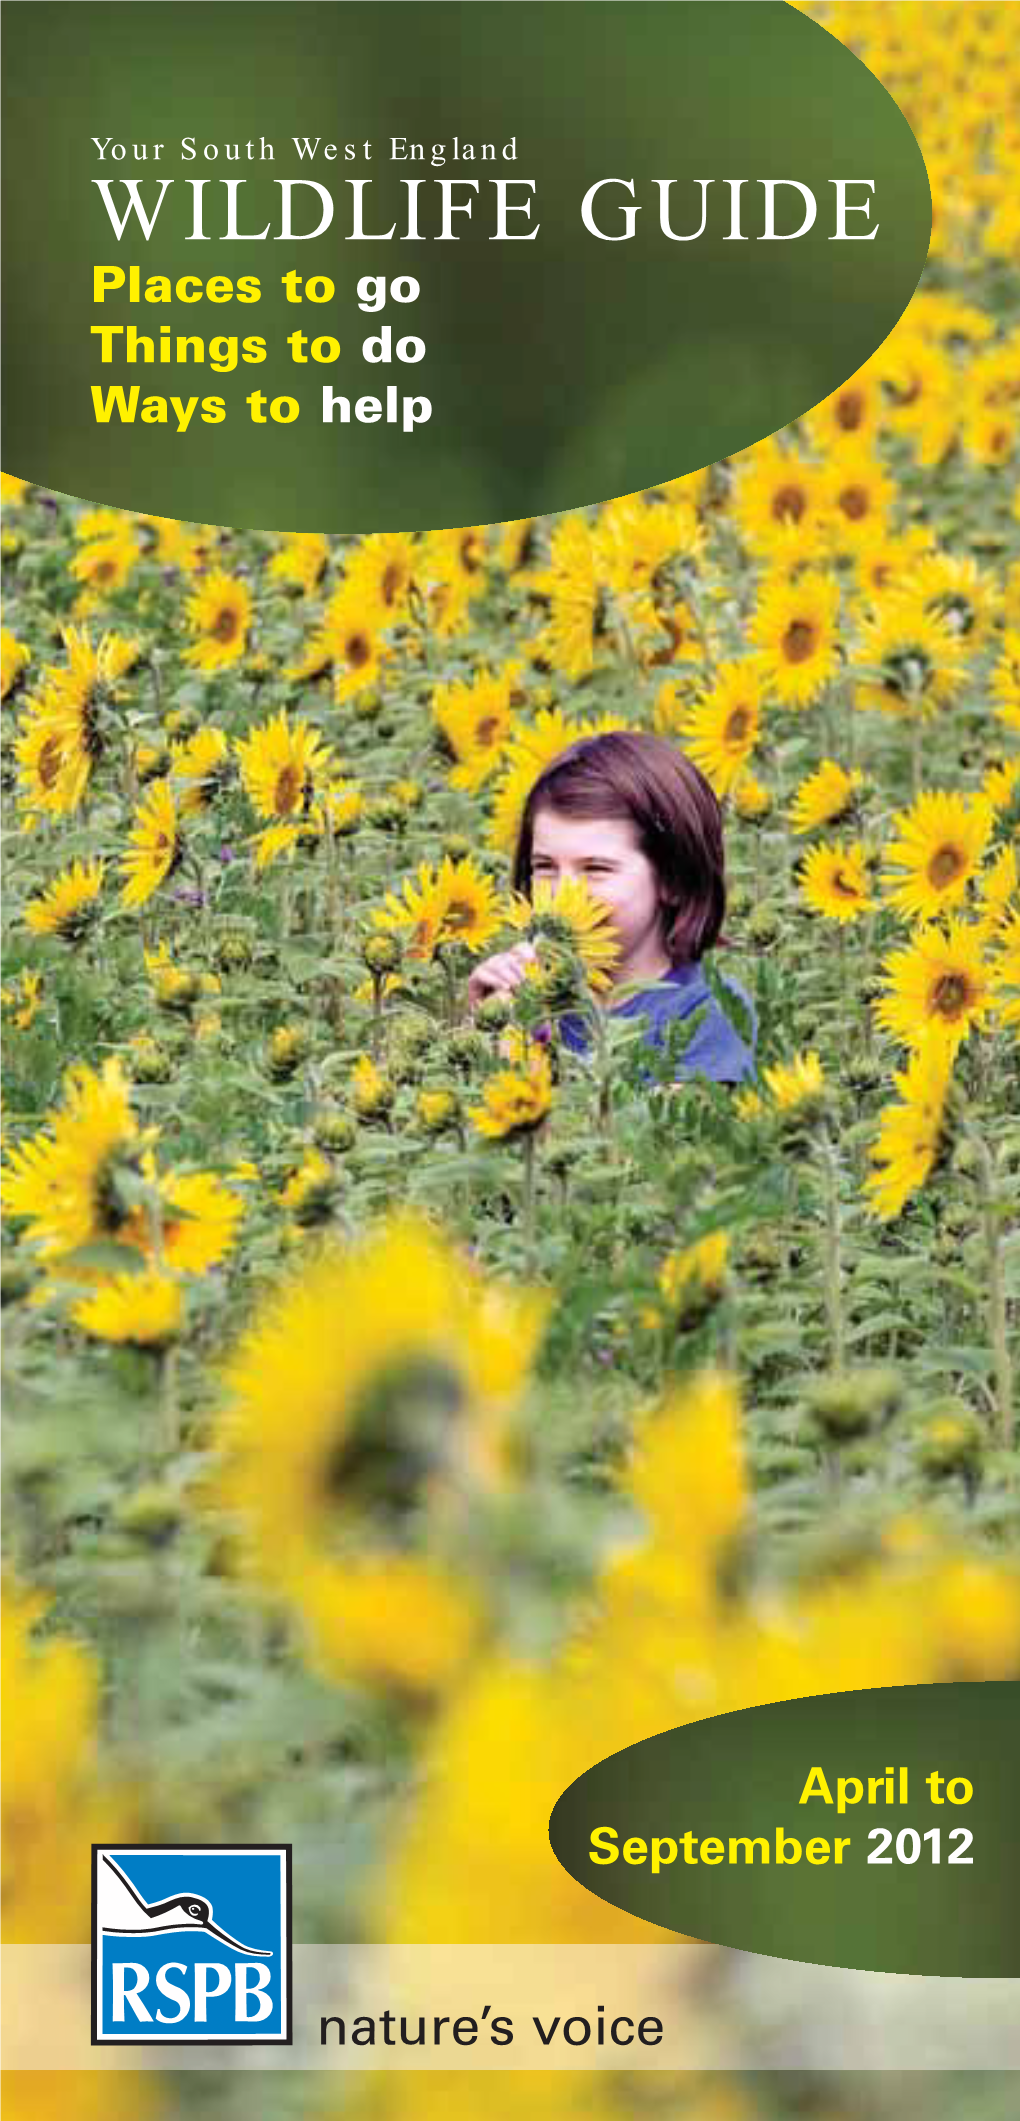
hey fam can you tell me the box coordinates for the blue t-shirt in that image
[557,960,758,1085]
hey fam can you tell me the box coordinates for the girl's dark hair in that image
[511,730,726,963]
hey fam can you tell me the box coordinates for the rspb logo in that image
[92,1844,292,2044]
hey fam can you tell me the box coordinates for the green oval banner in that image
[549,1682,1020,1976]
[1,1,930,529]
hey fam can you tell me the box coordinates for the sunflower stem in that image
[371,972,385,1061]
[521,1128,538,1263]
[818,1126,846,1371]
[158,1342,180,1455]
[969,1126,1014,1449]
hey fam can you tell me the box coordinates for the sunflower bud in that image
[267,1023,312,1080]
[363,932,401,975]
[917,1400,984,1483]
[442,832,473,862]
[950,1138,980,1179]
[444,1026,489,1072]
[312,1106,356,1153]
[351,1057,394,1118]
[353,692,382,721]
[153,967,202,1012]
[114,1485,183,1547]
[215,925,256,973]
[805,1365,903,1442]
[417,1088,461,1133]
[164,703,200,738]
[476,992,514,1032]
[365,793,406,830]
[844,1056,884,1096]
[126,1031,173,1084]
[747,904,781,948]
[1,1254,34,1305]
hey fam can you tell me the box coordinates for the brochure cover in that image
[2,2,1018,2115]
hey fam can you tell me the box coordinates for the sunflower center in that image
[835,388,865,431]
[381,563,405,606]
[887,374,923,407]
[93,559,118,585]
[724,707,752,746]
[928,845,966,889]
[442,895,477,933]
[840,484,870,521]
[460,533,484,572]
[211,605,240,645]
[771,484,807,525]
[345,631,372,670]
[832,868,859,898]
[274,764,302,814]
[931,973,972,1019]
[885,649,930,698]
[782,619,817,664]
[38,736,65,788]
[475,715,501,747]
[323,1354,465,1527]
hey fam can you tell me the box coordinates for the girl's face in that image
[529,806,672,973]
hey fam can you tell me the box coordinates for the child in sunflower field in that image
[467,729,758,1084]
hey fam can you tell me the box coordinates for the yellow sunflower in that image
[321,581,389,704]
[974,843,1019,947]
[24,858,104,941]
[875,920,994,1053]
[70,526,138,603]
[119,779,182,909]
[799,841,874,922]
[267,532,329,594]
[1,968,43,1032]
[732,440,829,564]
[420,526,490,640]
[789,758,863,834]
[679,659,764,797]
[208,1214,548,1693]
[855,590,966,718]
[344,532,420,619]
[121,1160,245,1275]
[864,1036,955,1222]
[803,366,882,452]
[469,1047,554,1140]
[14,688,96,819]
[731,770,773,822]
[762,1050,826,1117]
[881,791,994,921]
[72,1268,182,1347]
[433,663,523,793]
[375,856,502,960]
[2,1057,144,1264]
[750,570,841,708]
[0,472,29,504]
[818,447,895,556]
[527,514,602,680]
[235,709,332,864]
[658,1231,730,1312]
[910,552,1001,654]
[1,627,30,700]
[506,874,621,994]
[169,724,231,813]
[183,570,253,673]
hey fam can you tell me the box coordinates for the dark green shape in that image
[2,3,930,529]
[549,1681,1020,1976]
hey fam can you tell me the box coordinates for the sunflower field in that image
[2,4,1020,2119]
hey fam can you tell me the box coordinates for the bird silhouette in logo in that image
[100,1854,273,1955]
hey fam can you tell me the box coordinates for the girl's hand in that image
[467,941,539,1011]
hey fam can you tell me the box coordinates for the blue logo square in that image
[92,1844,292,2044]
